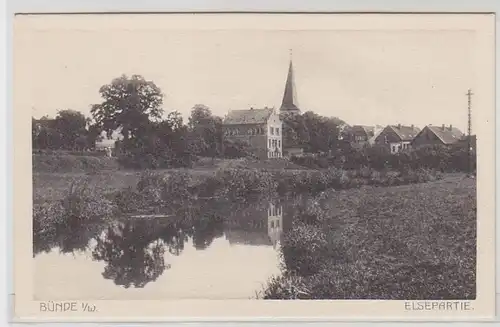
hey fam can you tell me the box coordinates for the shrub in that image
[207,168,278,199]
[135,171,194,205]
[280,222,329,276]
[60,179,116,221]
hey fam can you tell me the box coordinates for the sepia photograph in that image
[12,12,495,321]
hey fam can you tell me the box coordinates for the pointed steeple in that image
[280,50,301,114]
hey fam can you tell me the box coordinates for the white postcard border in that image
[11,13,496,322]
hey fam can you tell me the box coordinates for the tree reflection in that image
[92,221,168,288]
[90,207,225,288]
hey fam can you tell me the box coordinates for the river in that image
[33,196,310,300]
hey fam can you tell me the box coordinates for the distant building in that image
[95,130,123,155]
[346,125,376,148]
[411,124,464,148]
[368,125,385,145]
[279,57,301,116]
[279,54,306,156]
[458,134,477,152]
[374,124,421,154]
[222,107,283,159]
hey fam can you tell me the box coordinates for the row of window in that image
[268,206,283,217]
[391,143,411,153]
[224,127,280,136]
[269,151,282,158]
[268,139,281,148]
[269,219,281,229]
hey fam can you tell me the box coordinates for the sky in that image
[14,14,481,132]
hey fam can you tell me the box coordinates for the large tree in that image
[187,104,223,158]
[54,109,88,150]
[90,74,164,144]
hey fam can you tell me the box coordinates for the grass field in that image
[261,173,476,300]
[32,156,308,203]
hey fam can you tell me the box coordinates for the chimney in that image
[449,124,453,131]
[411,124,414,130]
[441,124,445,131]
[398,123,401,129]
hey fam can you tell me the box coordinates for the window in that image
[269,139,272,147]
[270,127,274,135]
[270,221,274,228]
[278,140,281,148]
[277,220,280,227]
[276,128,280,135]
[392,145,396,153]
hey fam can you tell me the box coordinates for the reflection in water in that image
[92,222,169,288]
[34,197,293,296]
[268,203,283,249]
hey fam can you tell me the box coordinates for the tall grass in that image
[260,176,476,300]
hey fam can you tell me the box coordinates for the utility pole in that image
[466,89,473,177]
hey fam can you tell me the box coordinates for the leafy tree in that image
[187,104,223,158]
[54,109,88,150]
[90,74,164,144]
[282,111,345,154]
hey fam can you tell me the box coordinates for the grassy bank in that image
[33,154,120,173]
[260,174,476,300]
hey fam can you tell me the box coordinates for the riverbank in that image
[259,173,476,300]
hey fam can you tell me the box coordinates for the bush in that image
[60,179,116,221]
[199,168,278,199]
[280,222,329,276]
[291,143,476,173]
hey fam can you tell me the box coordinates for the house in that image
[346,125,376,148]
[222,107,283,159]
[411,124,464,148]
[95,130,123,149]
[458,134,477,152]
[368,125,385,145]
[374,124,421,154]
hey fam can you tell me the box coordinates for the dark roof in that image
[280,59,301,113]
[427,125,464,144]
[222,108,274,125]
[389,125,421,141]
[350,125,375,137]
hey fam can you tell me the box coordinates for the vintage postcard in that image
[12,13,495,322]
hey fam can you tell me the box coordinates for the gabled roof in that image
[388,125,421,141]
[350,125,375,137]
[426,125,464,144]
[369,127,384,144]
[222,107,274,125]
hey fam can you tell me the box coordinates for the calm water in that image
[34,196,306,300]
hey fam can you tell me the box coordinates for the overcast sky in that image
[15,14,482,132]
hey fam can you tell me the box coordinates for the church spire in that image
[280,49,301,114]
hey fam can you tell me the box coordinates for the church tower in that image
[279,50,301,115]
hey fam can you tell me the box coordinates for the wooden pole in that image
[466,89,473,177]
